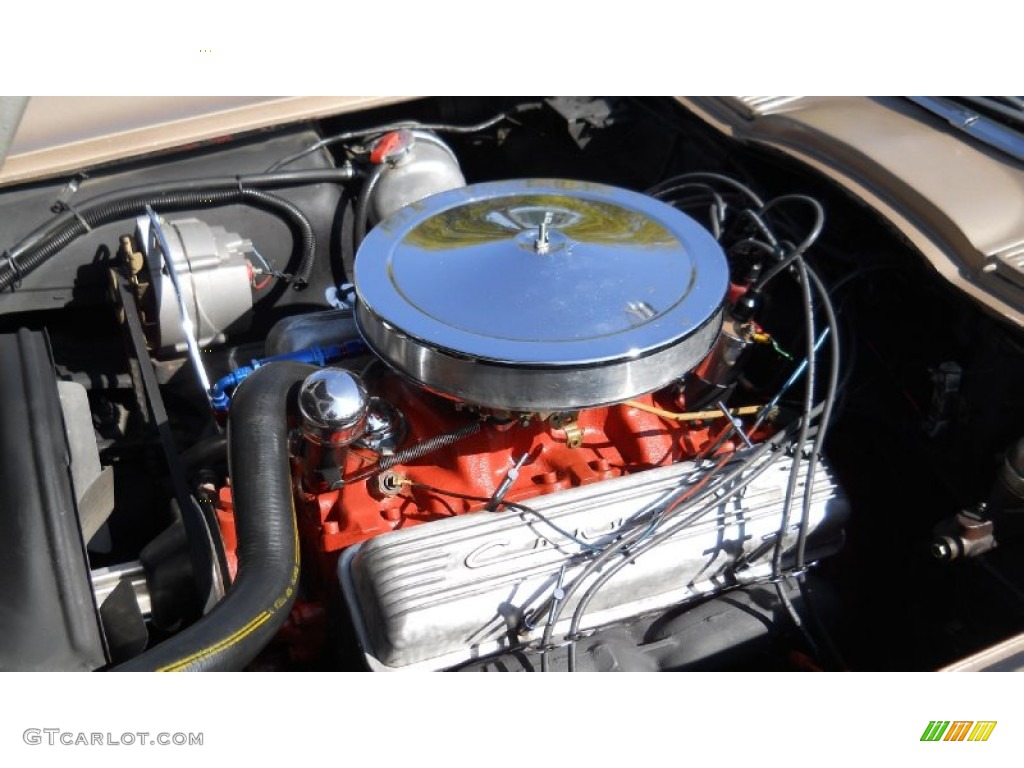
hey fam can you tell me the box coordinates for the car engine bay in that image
[1,96,1022,671]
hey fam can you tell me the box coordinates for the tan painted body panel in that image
[679,96,1024,329]
[0,96,414,187]
[940,631,1024,671]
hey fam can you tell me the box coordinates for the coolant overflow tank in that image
[354,179,730,412]
[367,130,466,225]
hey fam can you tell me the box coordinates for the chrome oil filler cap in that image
[298,369,369,446]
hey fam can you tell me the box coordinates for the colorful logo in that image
[921,721,997,742]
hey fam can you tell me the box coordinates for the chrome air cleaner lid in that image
[354,179,729,412]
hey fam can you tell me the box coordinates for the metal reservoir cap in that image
[298,369,369,446]
[354,179,730,412]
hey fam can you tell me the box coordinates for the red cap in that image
[370,129,413,165]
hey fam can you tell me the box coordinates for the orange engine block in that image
[307,373,741,557]
[217,372,750,588]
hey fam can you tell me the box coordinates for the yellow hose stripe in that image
[157,612,273,671]
[158,504,300,672]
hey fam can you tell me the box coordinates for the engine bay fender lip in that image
[939,630,1024,672]
[0,96,412,189]
[678,96,1024,330]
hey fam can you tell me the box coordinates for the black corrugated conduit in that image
[0,167,356,291]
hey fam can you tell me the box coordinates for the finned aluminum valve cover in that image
[354,179,729,412]
[339,455,849,671]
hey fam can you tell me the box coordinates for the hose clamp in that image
[51,175,92,231]
[1,250,23,290]
[65,203,92,232]
[768,567,810,585]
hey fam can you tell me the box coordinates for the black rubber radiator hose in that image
[116,361,315,672]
